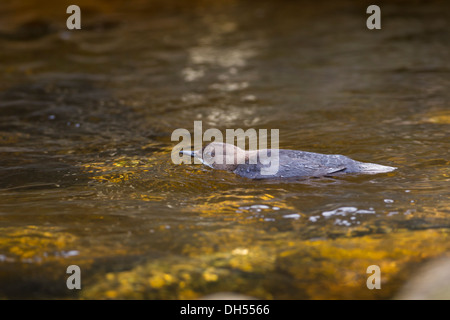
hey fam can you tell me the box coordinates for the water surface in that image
[0,0,449,299]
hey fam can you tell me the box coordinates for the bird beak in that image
[179,149,211,167]
[179,149,196,157]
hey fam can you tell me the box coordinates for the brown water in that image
[0,0,449,299]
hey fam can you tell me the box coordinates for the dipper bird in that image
[180,142,396,179]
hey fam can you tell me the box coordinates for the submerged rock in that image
[395,257,450,300]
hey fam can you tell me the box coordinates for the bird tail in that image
[357,162,397,174]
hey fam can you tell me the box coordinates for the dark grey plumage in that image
[181,142,396,180]
[234,149,370,179]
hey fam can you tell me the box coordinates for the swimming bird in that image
[180,142,396,179]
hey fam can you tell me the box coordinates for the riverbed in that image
[0,0,449,299]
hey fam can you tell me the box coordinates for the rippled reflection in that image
[0,0,449,299]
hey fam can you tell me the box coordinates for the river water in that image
[0,0,449,299]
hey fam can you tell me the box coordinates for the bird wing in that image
[325,166,347,175]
